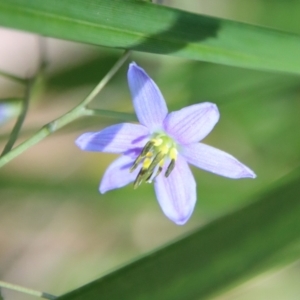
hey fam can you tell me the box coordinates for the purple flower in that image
[76,62,256,225]
[0,101,21,126]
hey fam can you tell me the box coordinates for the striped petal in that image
[127,62,168,131]
[182,143,256,179]
[164,102,219,144]
[75,123,149,154]
[100,155,139,193]
[154,156,196,225]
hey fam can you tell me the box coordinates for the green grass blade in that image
[56,169,300,300]
[0,0,300,74]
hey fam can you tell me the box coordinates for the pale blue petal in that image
[75,123,149,154]
[127,62,168,131]
[100,155,139,193]
[182,143,256,179]
[0,102,20,126]
[163,102,219,144]
[154,156,196,225]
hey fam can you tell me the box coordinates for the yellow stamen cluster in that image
[130,135,178,189]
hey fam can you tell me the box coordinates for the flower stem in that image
[84,108,137,121]
[0,70,26,85]
[1,79,32,156]
[80,50,131,107]
[37,36,48,72]
[0,280,56,299]
[0,50,130,168]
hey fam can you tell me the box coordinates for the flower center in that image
[130,133,178,189]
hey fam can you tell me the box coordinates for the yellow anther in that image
[153,138,163,146]
[131,133,178,188]
[130,141,154,173]
[141,141,154,157]
[159,159,164,167]
[143,157,152,169]
[160,145,170,155]
[130,155,143,172]
[170,148,178,160]
[146,152,164,175]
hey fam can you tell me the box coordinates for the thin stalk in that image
[84,108,137,121]
[80,50,130,107]
[1,79,32,156]
[37,36,48,72]
[0,70,26,85]
[0,50,130,168]
[0,281,56,299]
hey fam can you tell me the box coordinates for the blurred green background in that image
[0,0,300,299]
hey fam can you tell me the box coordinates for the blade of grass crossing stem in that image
[0,0,300,74]
[56,168,300,300]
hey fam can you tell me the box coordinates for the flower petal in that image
[0,101,21,126]
[182,143,256,179]
[100,155,139,193]
[127,62,168,131]
[154,156,196,225]
[163,102,219,144]
[75,123,149,154]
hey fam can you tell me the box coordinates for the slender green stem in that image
[84,108,137,121]
[0,127,51,168]
[0,50,131,168]
[0,281,56,299]
[0,70,26,85]
[80,50,130,107]
[37,36,48,72]
[1,79,32,156]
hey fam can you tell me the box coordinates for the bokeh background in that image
[0,0,300,299]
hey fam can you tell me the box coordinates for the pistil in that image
[131,135,178,188]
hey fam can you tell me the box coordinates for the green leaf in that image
[56,168,300,300]
[0,0,300,74]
